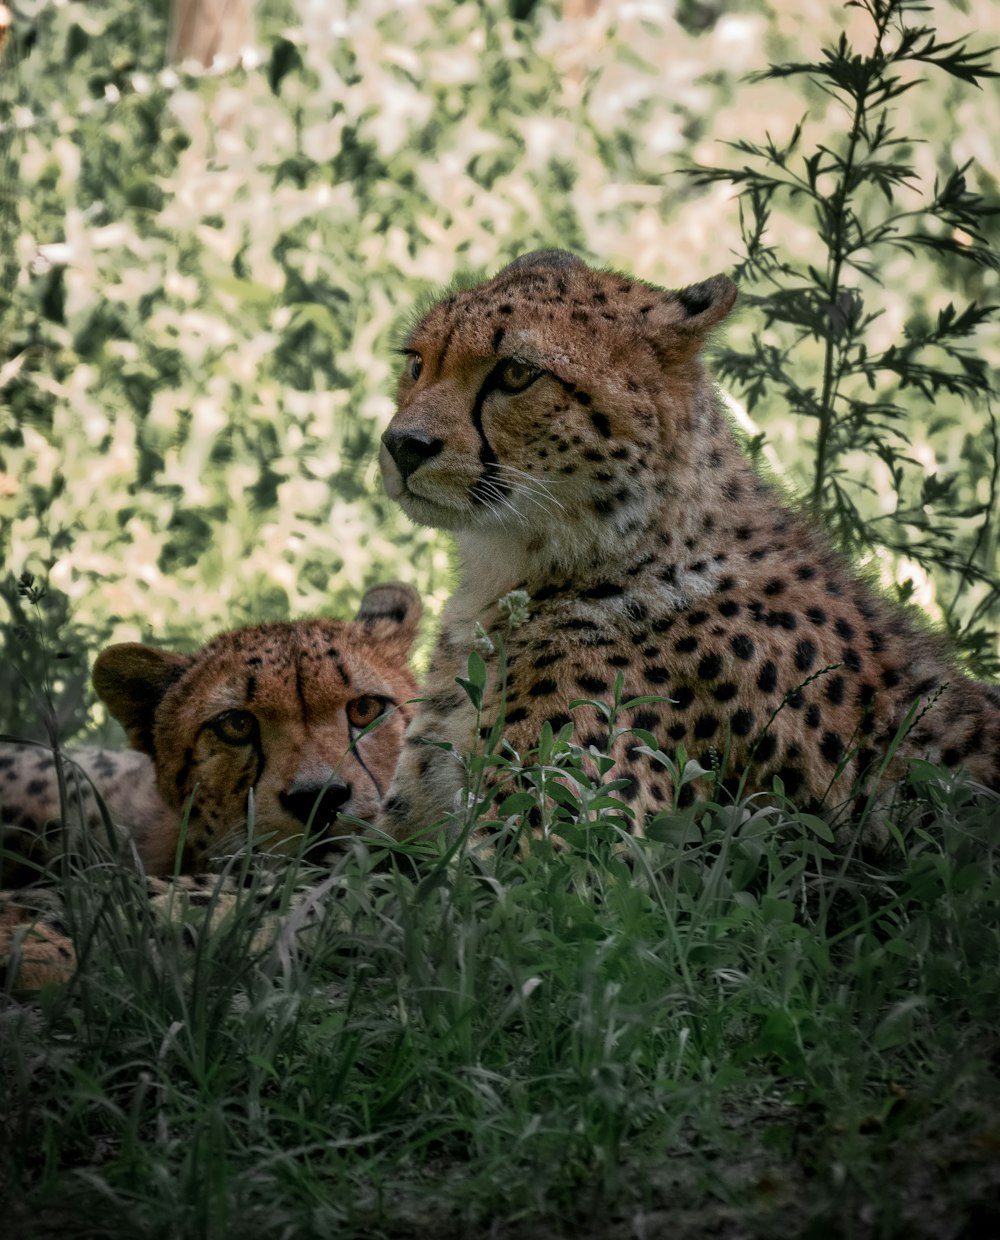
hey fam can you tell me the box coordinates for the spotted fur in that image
[1,584,421,987]
[1,584,421,882]
[378,251,1000,838]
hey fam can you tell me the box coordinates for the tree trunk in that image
[169,0,253,68]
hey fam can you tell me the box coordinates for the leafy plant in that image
[691,0,1000,672]
[0,571,91,741]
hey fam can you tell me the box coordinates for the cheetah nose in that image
[381,427,444,482]
[279,775,351,829]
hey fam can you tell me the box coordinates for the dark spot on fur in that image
[731,634,755,661]
[755,735,777,762]
[582,581,624,600]
[676,284,714,316]
[590,411,611,438]
[528,680,557,698]
[776,766,803,796]
[697,653,722,680]
[757,662,778,693]
[617,773,640,803]
[825,676,845,705]
[795,639,816,672]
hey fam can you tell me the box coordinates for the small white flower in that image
[473,622,495,655]
[499,589,530,629]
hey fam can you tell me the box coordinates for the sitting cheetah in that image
[1,583,421,882]
[1,583,420,987]
[378,250,1000,839]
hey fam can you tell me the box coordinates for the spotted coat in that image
[378,250,1000,838]
[0,583,421,883]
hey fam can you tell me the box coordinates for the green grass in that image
[3,750,999,1240]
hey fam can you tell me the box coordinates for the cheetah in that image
[1,583,420,987]
[1,583,421,884]
[378,250,1000,840]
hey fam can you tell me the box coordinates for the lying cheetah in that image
[1,583,421,881]
[1,583,420,986]
[379,250,1000,839]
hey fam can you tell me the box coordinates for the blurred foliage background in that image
[0,0,997,741]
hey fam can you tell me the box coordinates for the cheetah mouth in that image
[381,448,474,528]
[393,483,478,531]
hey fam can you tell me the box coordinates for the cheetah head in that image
[380,250,737,559]
[91,584,421,869]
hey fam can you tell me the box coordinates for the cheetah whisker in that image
[489,468,567,518]
[476,479,529,527]
[492,464,568,511]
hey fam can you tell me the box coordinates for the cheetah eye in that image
[405,352,422,381]
[496,358,541,393]
[347,695,389,732]
[209,709,258,746]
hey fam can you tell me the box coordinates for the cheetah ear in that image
[355,582,422,653]
[92,645,193,755]
[497,249,586,277]
[645,274,738,359]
